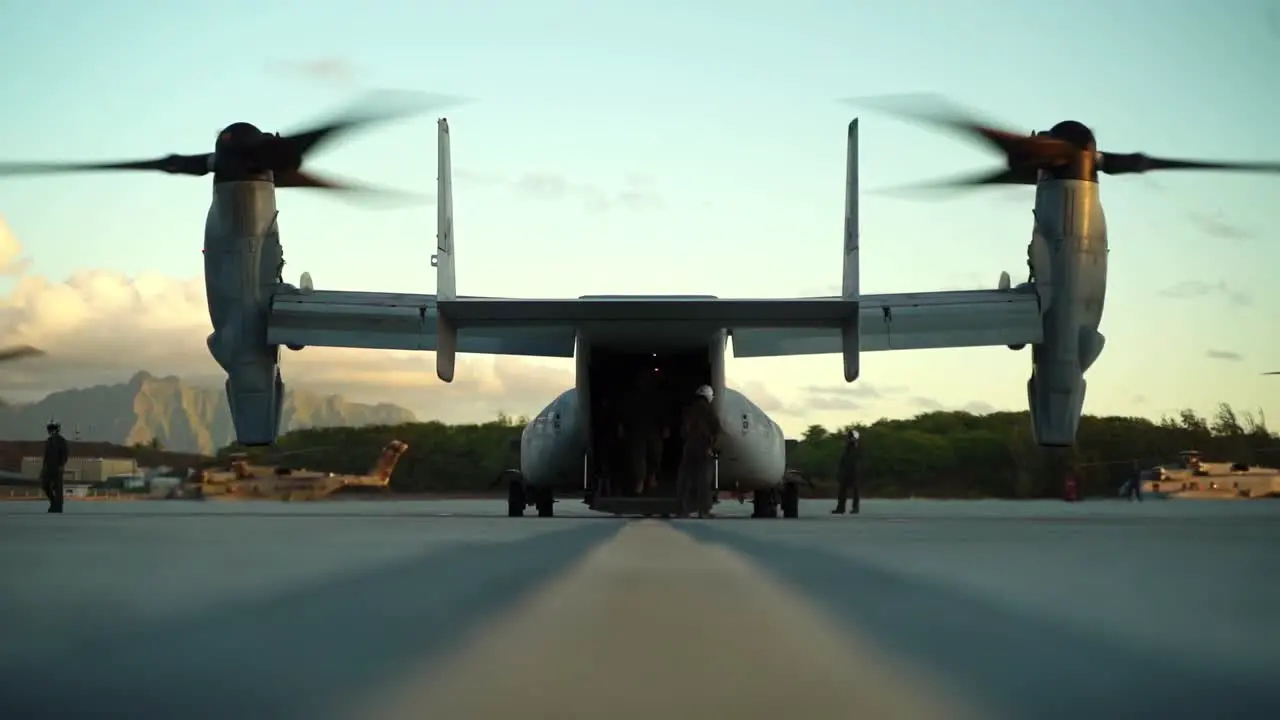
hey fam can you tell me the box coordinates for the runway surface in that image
[2,498,1279,719]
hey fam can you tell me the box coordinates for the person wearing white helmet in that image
[833,426,861,515]
[40,419,70,514]
[677,384,722,517]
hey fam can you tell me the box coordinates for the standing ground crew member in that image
[623,366,667,495]
[41,420,70,514]
[833,428,861,515]
[677,384,722,518]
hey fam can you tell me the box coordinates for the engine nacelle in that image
[1025,180,1108,447]
[203,181,287,447]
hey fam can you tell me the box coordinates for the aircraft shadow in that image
[677,524,1280,720]
[0,523,620,719]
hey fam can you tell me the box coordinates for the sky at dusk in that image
[1,0,1278,435]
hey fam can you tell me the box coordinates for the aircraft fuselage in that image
[519,328,786,493]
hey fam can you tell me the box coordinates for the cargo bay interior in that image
[586,346,712,505]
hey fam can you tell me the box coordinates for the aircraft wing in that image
[0,470,39,486]
[268,289,859,358]
[731,288,1043,357]
[268,289,578,357]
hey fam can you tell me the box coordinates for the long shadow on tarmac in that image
[0,522,620,720]
[679,524,1280,720]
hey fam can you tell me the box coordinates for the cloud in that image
[910,396,943,411]
[1185,210,1255,242]
[804,383,907,401]
[808,396,862,412]
[0,215,31,276]
[272,57,362,87]
[456,169,663,212]
[909,396,999,415]
[1158,279,1252,307]
[797,284,841,297]
[738,381,802,416]
[1205,349,1243,362]
[0,216,571,422]
[938,272,992,291]
[961,400,997,415]
[798,382,910,414]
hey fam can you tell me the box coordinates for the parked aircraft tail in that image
[370,440,409,484]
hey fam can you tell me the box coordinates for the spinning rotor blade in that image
[0,345,45,363]
[275,168,430,206]
[1099,153,1280,176]
[845,93,1076,164]
[849,93,1280,185]
[275,89,467,159]
[0,154,211,178]
[0,89,467,196]
[877,167,1038,195]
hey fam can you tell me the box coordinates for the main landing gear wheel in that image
[752,489,778,519]
[534,487,555,518]
[780,481,800,519]
[507,479,527,517]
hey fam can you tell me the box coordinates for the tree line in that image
[220,404,1278,499]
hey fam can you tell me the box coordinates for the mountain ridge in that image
[0,370,417,454]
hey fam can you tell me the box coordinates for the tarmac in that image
[2,498,1279,719]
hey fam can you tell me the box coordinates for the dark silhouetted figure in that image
[622,367,667,495]
[41,420,70,513]
[1122,461,1144,502]
[1063,472,1079,502]
[833,428,861,515]
[677,385,721,518]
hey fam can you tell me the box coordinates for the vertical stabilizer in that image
[369,440,409,484]
[434,118,458,382]
[841,118,861,382]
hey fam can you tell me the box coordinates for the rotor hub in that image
[213,122,275,183]
[215,122,265,151]
[1042,119,1098,182]
[1047,120,1096,151]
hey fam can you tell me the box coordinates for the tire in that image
[535,487,555,518]
[781,482,800,519]
[507,479,526,517]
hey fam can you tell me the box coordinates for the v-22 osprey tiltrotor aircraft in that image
[2,94,1277,518]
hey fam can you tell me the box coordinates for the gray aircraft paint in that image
[9,101,1273,466]
[1026,178,1108,446]
[203,181,288,445]
[207,115,1113,465]
[520,332,786,491]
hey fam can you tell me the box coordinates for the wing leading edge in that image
[269,287,1040,359]
[732,288,1043,357]
[267,289,578,357]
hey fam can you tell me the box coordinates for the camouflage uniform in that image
[677,396,721,517]
[833,431,861,514]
